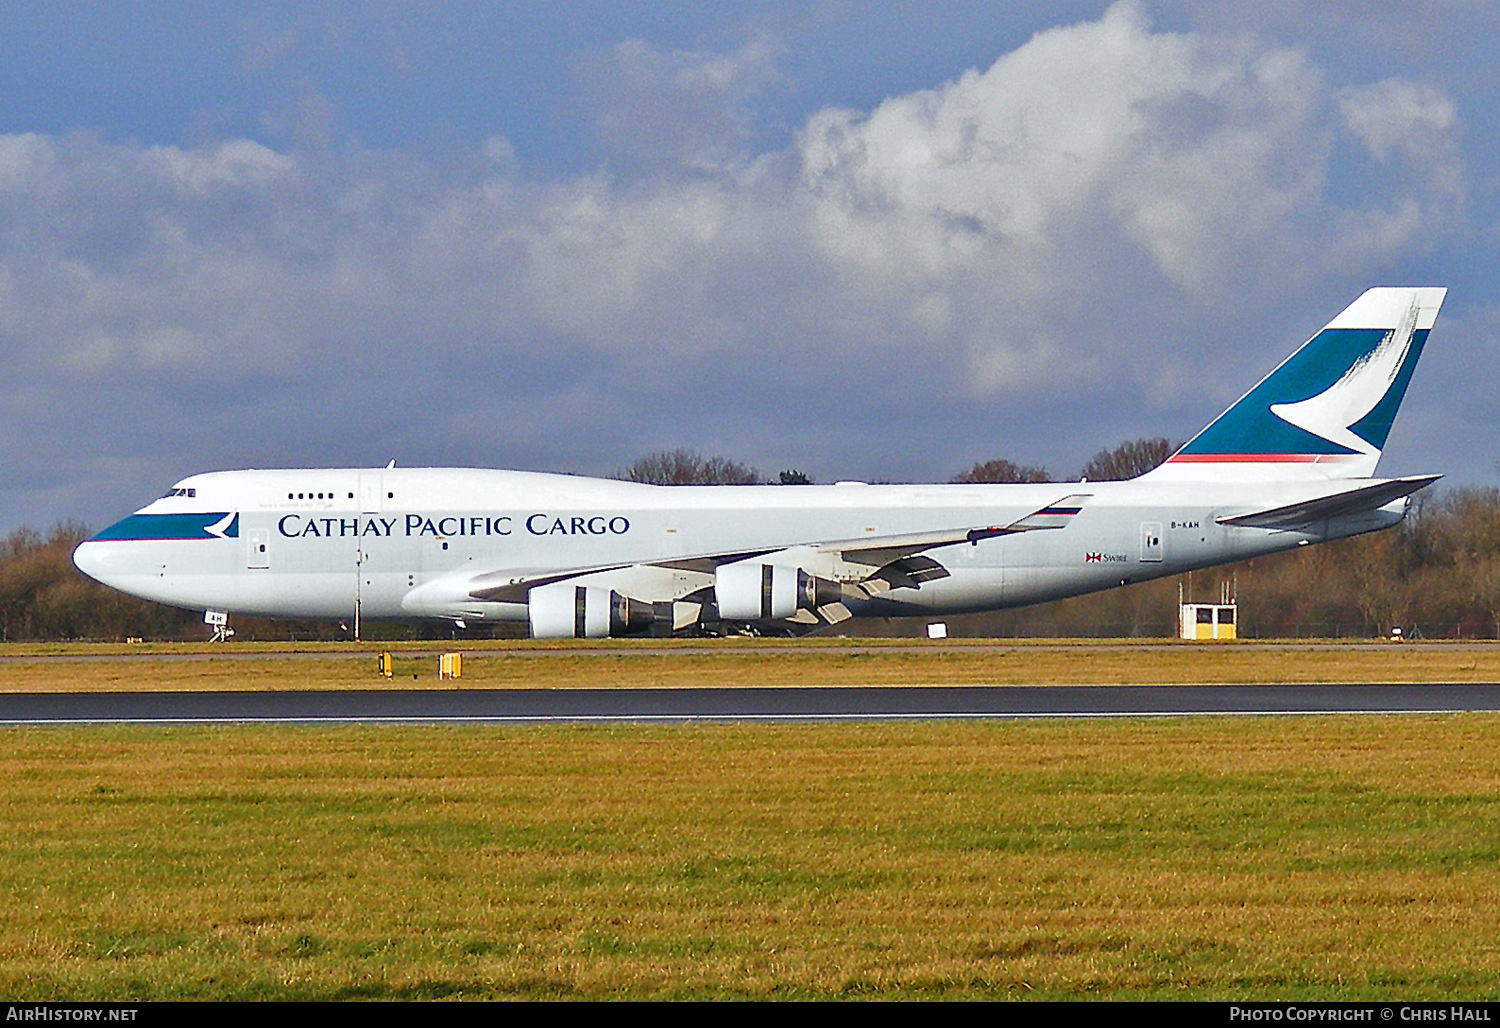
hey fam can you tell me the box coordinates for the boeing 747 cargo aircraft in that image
[74,287,1446,638]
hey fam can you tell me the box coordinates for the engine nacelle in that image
[528,582,658,639]
[714,563,840,620]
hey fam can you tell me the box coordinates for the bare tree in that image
[0,523,194,641]
[1078,438,1179,481]
[614,449,762,485]
[950,458,1051,484]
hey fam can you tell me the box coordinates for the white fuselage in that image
[72,467,1404,629]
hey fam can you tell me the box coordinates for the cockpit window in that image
[162,487,197,498]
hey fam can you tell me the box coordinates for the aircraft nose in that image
[73,539,107,582]
[73,538,125,589]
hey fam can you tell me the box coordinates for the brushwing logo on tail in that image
[1152,287,1445,480]
[1267,296,1421,458]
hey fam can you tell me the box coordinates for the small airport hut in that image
[1179,581,1237,640]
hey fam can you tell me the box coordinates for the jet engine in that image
[714,562,841,620]
[528,582,659,639]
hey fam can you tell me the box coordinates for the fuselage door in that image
[1139,521,1163,563]
[359,474,383,514]
[247,528,270,570]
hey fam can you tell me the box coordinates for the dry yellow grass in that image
[0,716,1497,999]
[1,639,1497,692]
[2,642,1496,999]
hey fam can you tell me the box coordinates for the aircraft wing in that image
[465,493,1090,603]
[468,566,640,603]
[823,493,1090,568]
[1215,475,1440,530]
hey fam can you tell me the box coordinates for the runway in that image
[2,683,1499,724]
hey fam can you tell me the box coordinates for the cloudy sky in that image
[3,0,1497,534]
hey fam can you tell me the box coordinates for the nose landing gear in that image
[204,609,235,643]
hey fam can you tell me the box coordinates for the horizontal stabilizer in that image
[1216,475,1440,529]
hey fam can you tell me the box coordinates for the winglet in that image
[1005,494,1090,531]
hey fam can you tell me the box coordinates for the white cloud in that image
[0,2,1469,531]
[1339,77,1462,211]
[797,2,1339,300]
[576,31,783,177]
[145,139,297,195]
[0,133,56,192]
[1341,78,1456,163]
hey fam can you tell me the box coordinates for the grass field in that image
[1,642,1498,1000]
[1,716,1498,1000]
[3,638,1500,692]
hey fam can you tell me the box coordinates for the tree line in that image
[618,439,1178,487]
[949,437,1178,484]
[3,442,1493,641]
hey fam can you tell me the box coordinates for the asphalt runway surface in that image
[2,683,1499,724]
